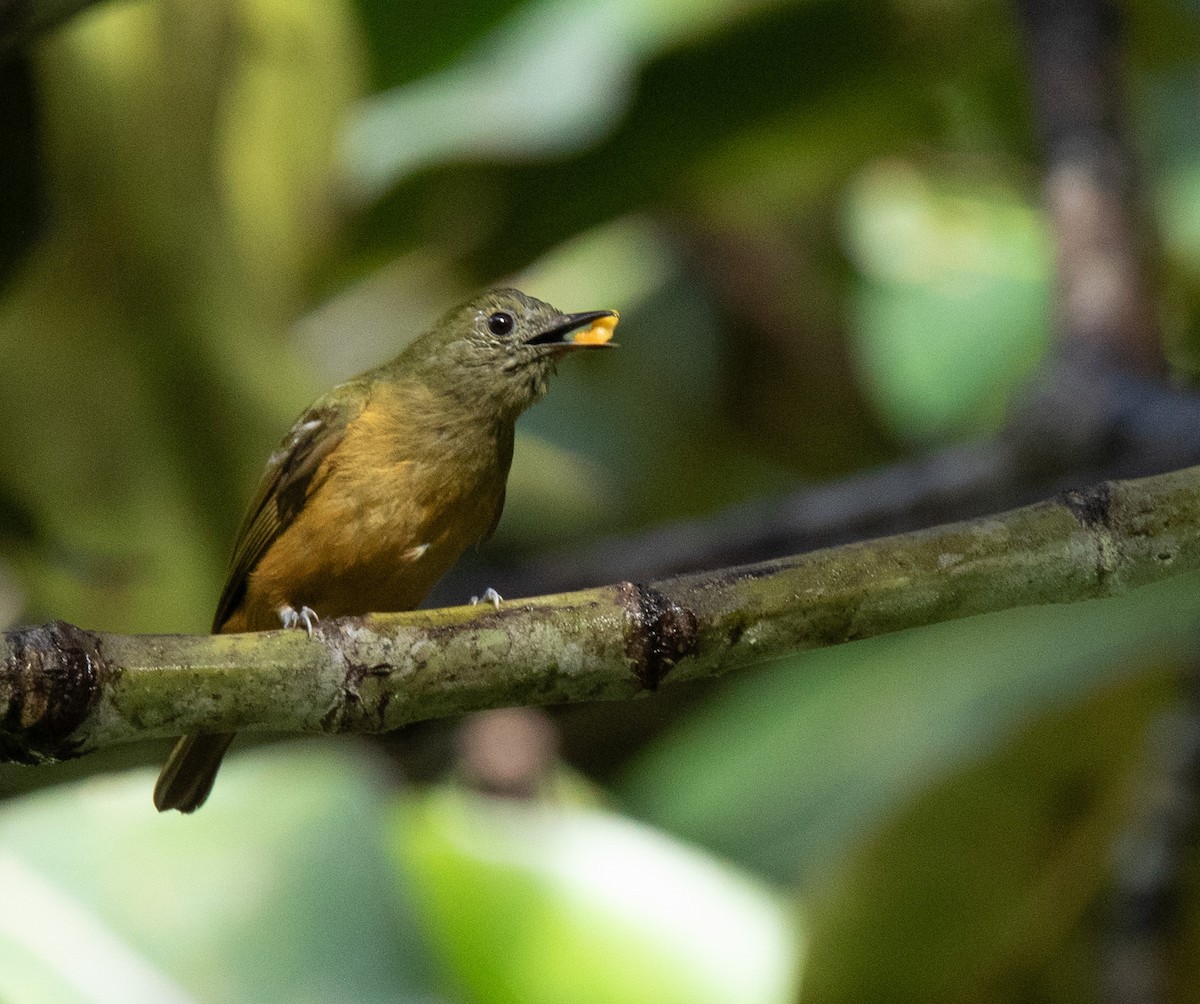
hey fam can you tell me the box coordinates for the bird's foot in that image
[279,604,320,637]
[470,588,503,610]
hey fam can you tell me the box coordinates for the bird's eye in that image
[487,311,516,336]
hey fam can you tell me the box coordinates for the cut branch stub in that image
[0,620,108,764]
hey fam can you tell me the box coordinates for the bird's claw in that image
[279,604,320,637]
[470,587,503,610]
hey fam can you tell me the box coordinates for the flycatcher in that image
[154,288,617,812]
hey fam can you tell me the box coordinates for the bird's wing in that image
[212,385,365,631]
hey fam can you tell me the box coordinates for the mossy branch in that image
[4,466,1200,765]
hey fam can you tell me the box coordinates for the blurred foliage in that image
[0,746,442,1002]
[843,161,1053,441]
[399,784,797,1004]
[0,56,45,289]
[798,672,1174,1001]
[3,0,1200,1000]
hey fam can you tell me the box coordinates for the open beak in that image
[526,310,619,348]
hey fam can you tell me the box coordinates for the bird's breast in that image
[243,392,510,624]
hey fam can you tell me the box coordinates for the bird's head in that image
[403,288,618,419]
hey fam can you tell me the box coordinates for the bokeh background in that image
[2,0,1200,1000]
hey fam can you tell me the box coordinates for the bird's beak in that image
[526,310,619,348]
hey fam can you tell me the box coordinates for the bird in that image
[153,288,617,812]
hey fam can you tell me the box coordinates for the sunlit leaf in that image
[341,0,796,204]
[396,784,799,1004]
[0,744,443,1003]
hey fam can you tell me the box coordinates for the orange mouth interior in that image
[570,312,618,345]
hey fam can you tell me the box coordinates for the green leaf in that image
[343,0,891,277]
[341,0,802,206]
[395,785,799,1004]
[842,161,1053,442]
[0,743,443,1003]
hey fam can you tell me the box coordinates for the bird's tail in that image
[153,733,236,813]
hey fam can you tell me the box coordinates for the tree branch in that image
[5,465,1200,766]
